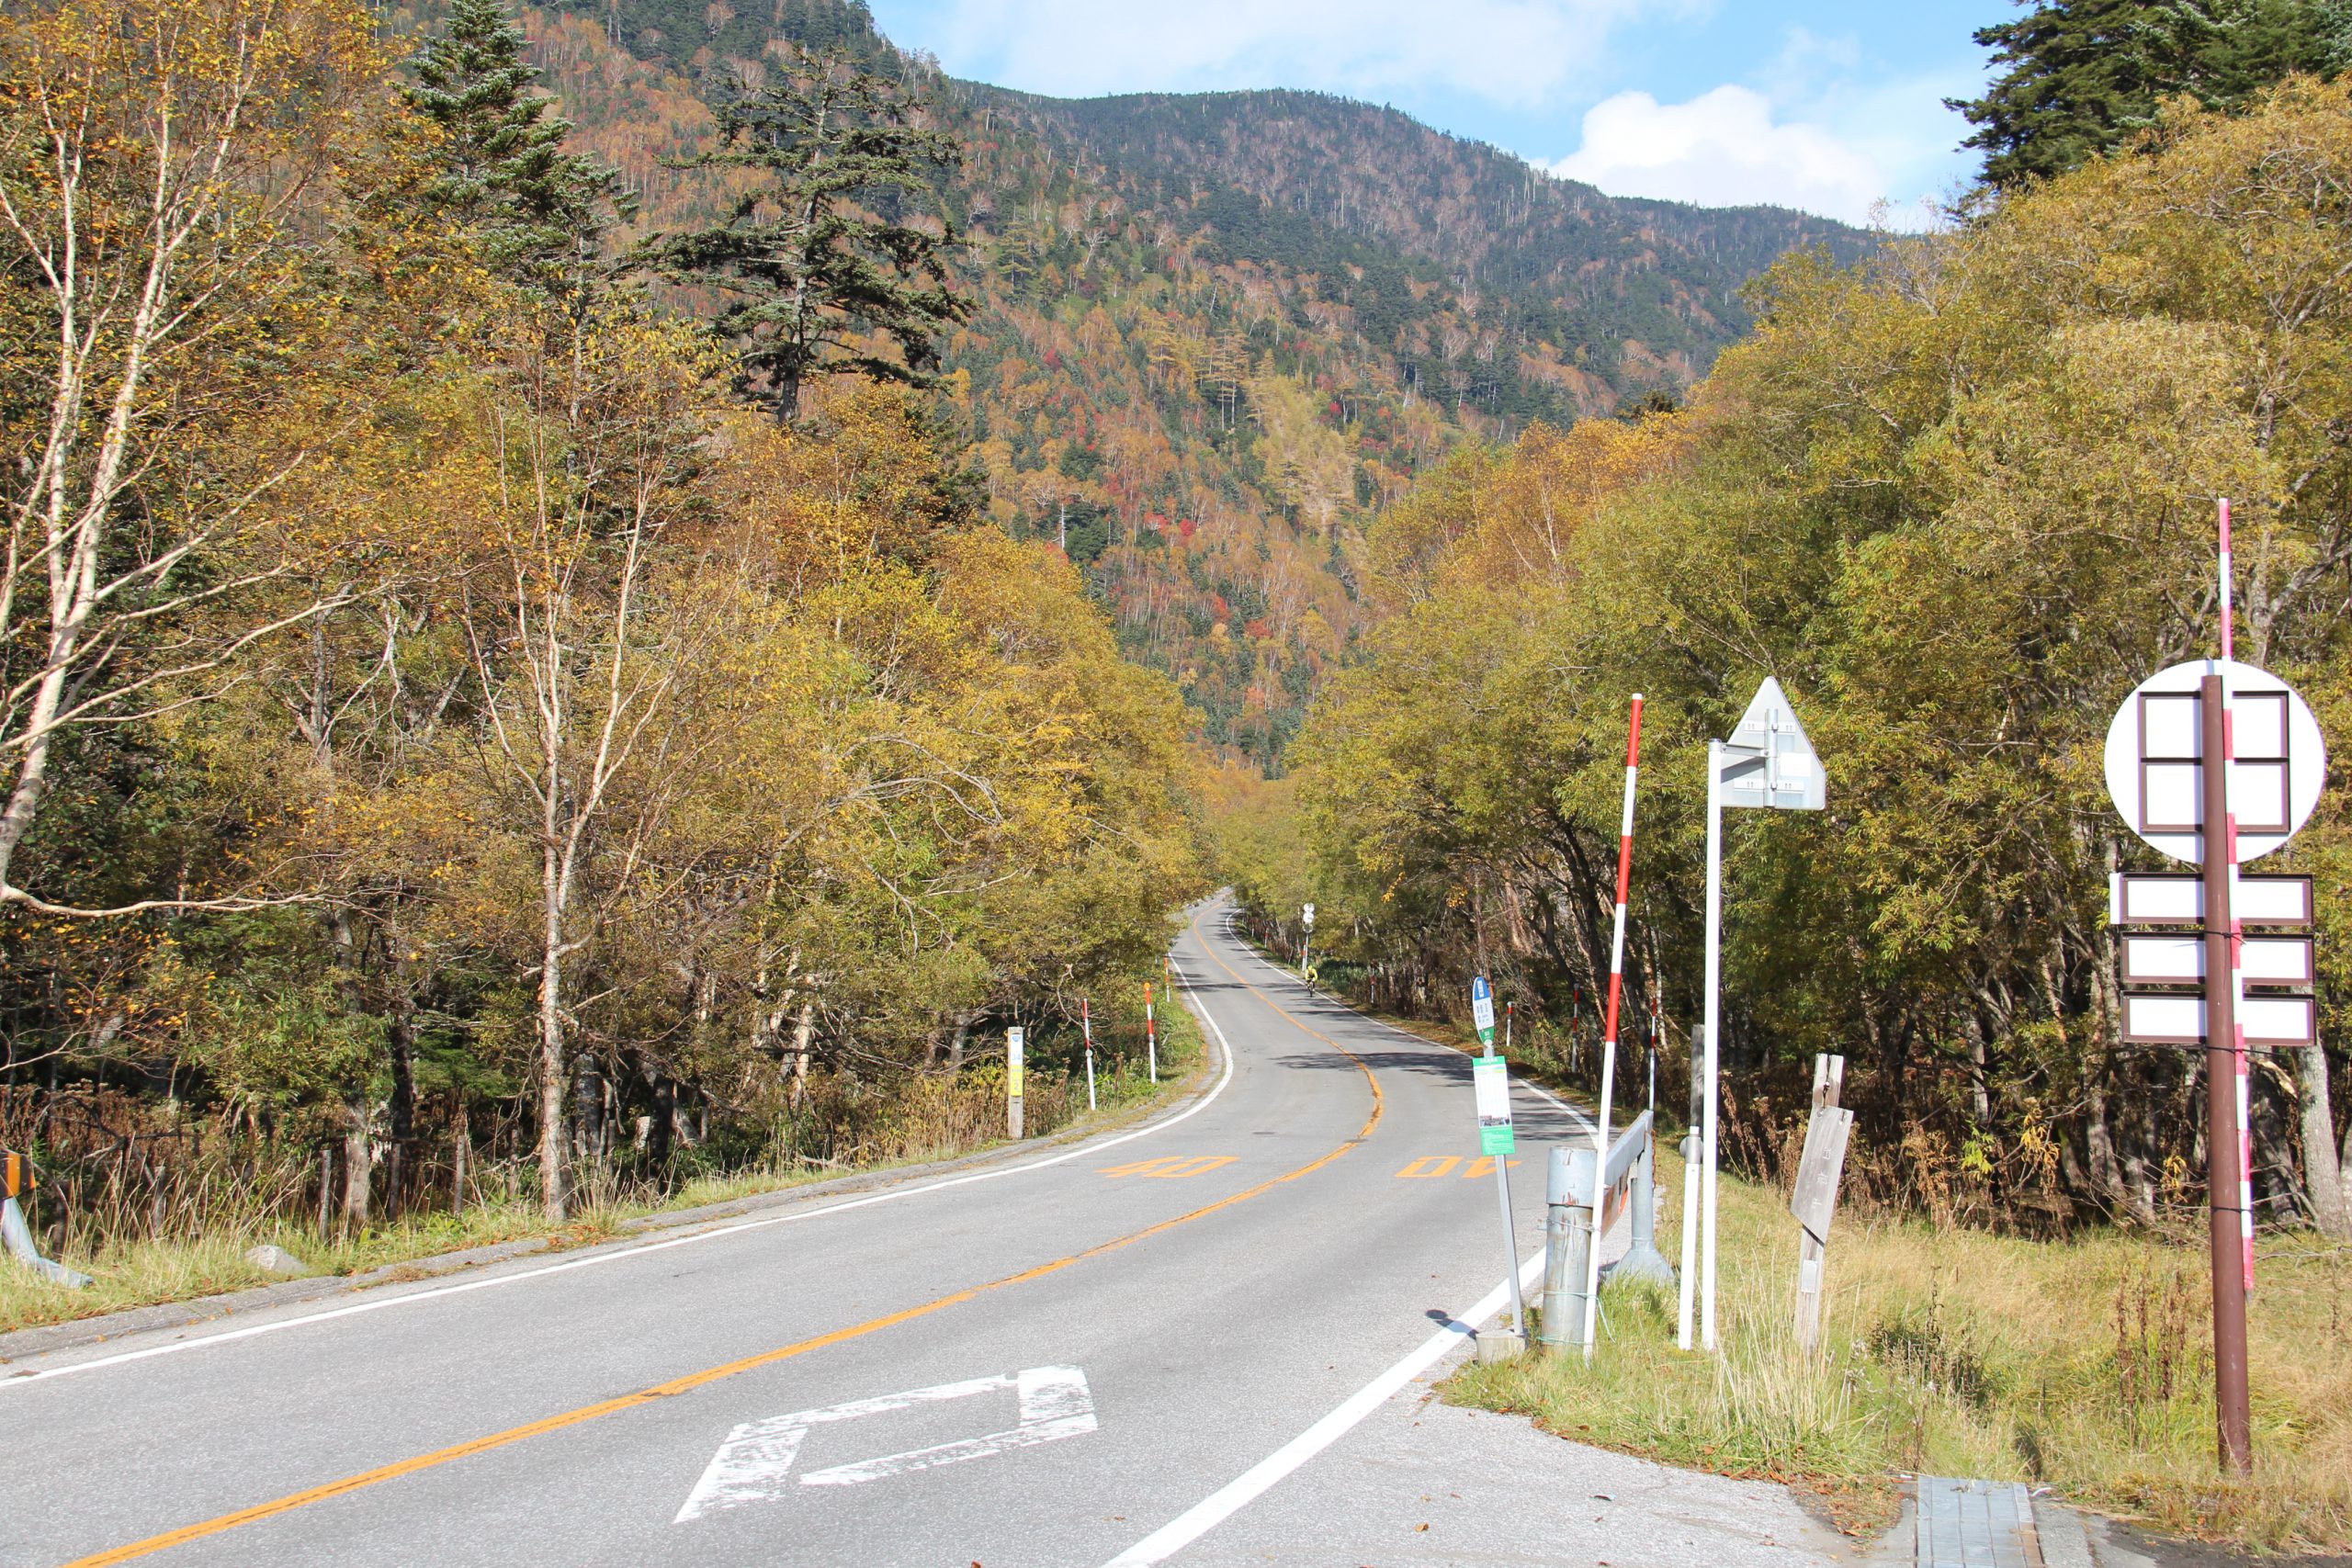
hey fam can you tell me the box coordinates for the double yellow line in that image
[62,912,1383,1567]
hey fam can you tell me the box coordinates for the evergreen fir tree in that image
[402,0,633,290]
[1951,0,2350,186]
[632,51,971,421]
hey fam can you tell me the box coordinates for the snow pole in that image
[2219,500,2253,1293]
[1580,693,1645,1358]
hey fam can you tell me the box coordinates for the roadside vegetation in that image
[0,998,1205,1337]
[1451,1144,2352,1554]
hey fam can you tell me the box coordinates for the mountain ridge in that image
[519,0,1876,763]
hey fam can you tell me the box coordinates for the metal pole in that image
[1494,1145,1528,1337]
[2199,671,2253,1474]
[1581,694,1645,1357]
[1145,983,1158,1084]
[1700,739,1725,1350]
[1541,1145,1594,1348]
[1677,1025,1703,1349]
[1082,998,1097,1112]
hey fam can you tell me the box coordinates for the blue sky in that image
[865,0,2009,227]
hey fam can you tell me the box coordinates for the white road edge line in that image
[1100,1245,1549,1567]
[2,932,1241,1391]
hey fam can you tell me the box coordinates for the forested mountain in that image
[516,0,1871,764]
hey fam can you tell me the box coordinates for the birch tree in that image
[0,0,379,913]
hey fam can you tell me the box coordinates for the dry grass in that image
[1448,1139,2352,1554]
[0,1002,1208,1338]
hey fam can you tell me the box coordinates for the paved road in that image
[4,898,1640,1568]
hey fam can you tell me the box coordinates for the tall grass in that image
[1449,1143,2352,1553]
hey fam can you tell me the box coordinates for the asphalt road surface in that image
[5,897,1633,1568]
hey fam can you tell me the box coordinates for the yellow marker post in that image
[1006,1028,1025,1139]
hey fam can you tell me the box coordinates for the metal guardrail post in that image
[2,1194,91,1288]
[1608,1133,1677,1285]
[1540,1145,1594,1348]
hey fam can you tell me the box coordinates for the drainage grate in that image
[1917,1475,2042,1568]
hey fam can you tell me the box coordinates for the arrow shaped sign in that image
[675,1364,1097,1523]
[1719,676,1825,811]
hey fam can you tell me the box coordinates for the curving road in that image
[1,898,1700,1568]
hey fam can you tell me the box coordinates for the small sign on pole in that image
[1006,1028,1026,1140]
[1472,1048,1527,1346]
[1471,975,1496,1048]
[1687,676,1825,1355]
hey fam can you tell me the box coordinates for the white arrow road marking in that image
[675,1364,1097,1522]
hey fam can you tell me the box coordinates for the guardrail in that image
[2,1148,91,1288]
[1536,1111,1675,1349]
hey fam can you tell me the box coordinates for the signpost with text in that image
[1469,989,1527,1350]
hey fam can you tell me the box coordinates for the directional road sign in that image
[1720,677,1826,811]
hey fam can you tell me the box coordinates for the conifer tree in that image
[634,51,970,421]
[402,0,633,290]
[1951,0,2349,186]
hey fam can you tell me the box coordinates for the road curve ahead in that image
[6,897,1590,1568]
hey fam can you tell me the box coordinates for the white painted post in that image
[1007,1027,1026,1140]
[1145,982,1159,1084]
[1082,998,1097,1112]
[1691,739,1726,1350]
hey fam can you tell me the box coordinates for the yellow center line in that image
[62,908,1382,1568]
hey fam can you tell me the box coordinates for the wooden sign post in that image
[1791,1055,1853,1355]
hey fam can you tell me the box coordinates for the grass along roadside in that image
[0,998,1208,1339]
[1445,1135,2352,1554]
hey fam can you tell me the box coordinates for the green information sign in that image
[1472,1053,1515,1155]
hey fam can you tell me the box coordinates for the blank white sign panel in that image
[2120,935,2312,987]
[2109,874,2314,927]
[2120,993,2315,1046]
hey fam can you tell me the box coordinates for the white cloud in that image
[1544,85,1899,225]
[910,0,1674,109]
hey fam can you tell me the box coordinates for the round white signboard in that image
[2102,658,2324,865]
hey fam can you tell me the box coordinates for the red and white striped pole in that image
[2219,500,2253,1292]
[1144,983,1159,1083]
[1579,693,1645,1357]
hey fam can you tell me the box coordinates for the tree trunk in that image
[789,1000,816,1108]
[648,1066,675,1172]
[573,1050,605,1193]
[452,1098,470,1219]
[386,953,417,1223]
[341,1096,373,1232]
[537,820,570,1220]
[2292,1043,2350,1237]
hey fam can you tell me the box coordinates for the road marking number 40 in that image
[1098,1155,1238,1179]
[1395,1156,1521,1179]
[675,1365,1097,1522]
